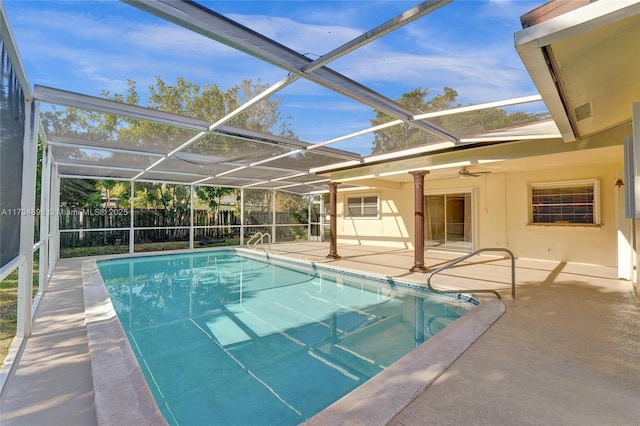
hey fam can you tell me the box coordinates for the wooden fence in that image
[59,209,306,247]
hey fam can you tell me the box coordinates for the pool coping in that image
[82,258,168,426]
[81,248,505,425]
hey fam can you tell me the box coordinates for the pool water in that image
[97,250,474,425]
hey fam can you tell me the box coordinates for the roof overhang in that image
[325,121,627,185]
[311,119,561,175]
[515,0,640,142]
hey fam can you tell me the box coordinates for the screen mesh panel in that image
[419,101,552,138]
[47,135,169,155]
[222,166,290,180]
[277,184,322,194]
[51,146,160,170]
[139,171,209,184]
[266,150,351,170]
[41,105,202,154]
[58,165,141,180]
[185,133,294,165]
[274,174,325,184]
[153,156,237,176]
[200,177,264,188]
[0,38,26,267]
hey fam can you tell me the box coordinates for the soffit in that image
[549,14,640,139]
[516,0,640,142]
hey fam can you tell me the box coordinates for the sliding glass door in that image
[425,192,473,251]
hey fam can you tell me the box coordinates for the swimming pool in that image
[96,249,477,425]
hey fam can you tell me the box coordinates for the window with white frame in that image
[345,195,379,218]
[529,180,600,225]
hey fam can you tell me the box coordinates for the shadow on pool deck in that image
[1,242,639,425]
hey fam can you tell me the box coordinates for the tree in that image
[243,188,271,226]
[370,87,549,154]
[116,76,295,213]
[371,87,459,153]
[195,187,237,213]
[135,183,191,238]
[59,178,100,209]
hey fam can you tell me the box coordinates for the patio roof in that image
[6,0,567,195]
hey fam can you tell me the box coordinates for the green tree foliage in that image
[195,186,238,216]
[277,192,309,225]
[371,87,458,153]
[237,79,294,136]
[59,178,99,209]
[135,183,191,237]
[243,188,271,225]
[59,178,127,210]
[243,189,308,240]
[371,87,549,154]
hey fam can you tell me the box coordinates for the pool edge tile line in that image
[303,298,505,426]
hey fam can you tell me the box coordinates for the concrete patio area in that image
[1,242,639,425]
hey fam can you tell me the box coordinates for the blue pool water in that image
[97,250,474,425]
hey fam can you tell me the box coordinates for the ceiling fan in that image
[458,167,491,178]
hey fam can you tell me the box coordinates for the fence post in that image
[240,189,245,245]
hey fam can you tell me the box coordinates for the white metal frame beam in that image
[309,95,556,174]
[34,85,212,132]
[38,142,52,293]
[47,136,167,157]
[302,0,453,73]
[17,100,39,338]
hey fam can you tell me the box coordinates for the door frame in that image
[424,187,478,252]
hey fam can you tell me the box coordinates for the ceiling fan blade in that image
[458,167,491,178]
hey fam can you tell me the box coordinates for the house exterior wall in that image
[336,157,623,267]
[338,188,413,248]
[504,162,620,266]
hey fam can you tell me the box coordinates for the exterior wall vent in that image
[575,102,592,121]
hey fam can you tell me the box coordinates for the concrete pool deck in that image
[1,242,639,425]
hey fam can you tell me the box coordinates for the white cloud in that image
[228,13,362,57]
[8,6,288,96]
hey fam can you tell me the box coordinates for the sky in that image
[2,0,548,154]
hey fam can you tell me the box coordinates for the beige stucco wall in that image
[337,187,413,248]
[504,162,620,266]
[336,152,623,267]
